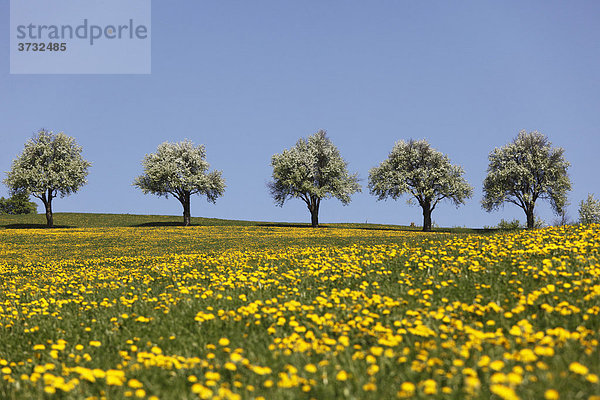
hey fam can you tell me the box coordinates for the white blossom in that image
[482,130,571,229]
[578,194,600,225]
[268,130,360,227]
[4,129,90,227]
[368,139,472,231]
[133,140,225,226]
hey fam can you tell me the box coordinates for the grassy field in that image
[0,212,485,233]
[0,214,598,399]
[0,212,262,229]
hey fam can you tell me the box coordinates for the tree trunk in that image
[311,209,319,228]
[422,204,432,232]
[182,193,191,226]
[525,204,535,229]
[309,197,320,228]
[43,192,53,228]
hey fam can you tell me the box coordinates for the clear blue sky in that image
[1,1,599,227]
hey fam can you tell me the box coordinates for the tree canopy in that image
[482,130,571,229]
[368,139,472,231]
[4,129,90,227]
[133,140,225,226]
[268,130,361,227]
[578,193,600,225]
[0,192,38,215]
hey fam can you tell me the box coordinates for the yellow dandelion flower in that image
[304,364,317,373]
[569,362,589,375]
[336,370,348,381]
[544,389,559,400]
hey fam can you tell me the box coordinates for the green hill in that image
[0,212,485,233]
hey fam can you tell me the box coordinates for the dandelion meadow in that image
[0,221,599,399]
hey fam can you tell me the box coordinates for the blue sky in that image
[1,1,599,227]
